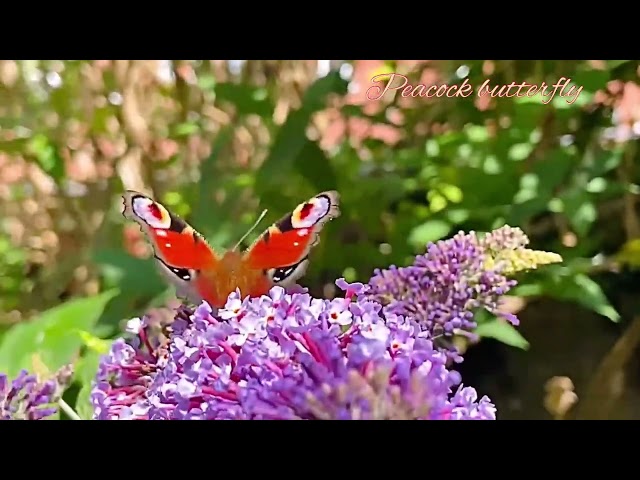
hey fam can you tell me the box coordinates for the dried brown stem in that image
[574,316,640,419]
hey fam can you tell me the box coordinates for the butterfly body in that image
[195,251,272,307]
[122,190,340,308]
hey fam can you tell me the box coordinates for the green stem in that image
[58,398,82,420]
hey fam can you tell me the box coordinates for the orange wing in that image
[243,191,341,288]
[122,191,220,305]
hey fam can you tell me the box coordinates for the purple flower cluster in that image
[91,226,560,420]
[92,280,496,420]
[91,308,182,420]
[367,230,520,362]
[1,366,73,420]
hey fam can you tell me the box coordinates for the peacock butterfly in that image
[122,190,341,308]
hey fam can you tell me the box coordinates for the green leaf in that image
[507,196,549,226]
[197,74,216,91]
[475,318,530,349]
[214,83,274,117]
[465,125,489,143]
[552,90,593,109]
[458,167,518,207]
[0,137,30,154]
[607,60,630,70]
[172,122,200,137]
[615,238,640,269]
[408,220,451,248]
[75,382,95,420]
[508,143,533,161]
[543,272,620,322]
[572,69,609,93]
[187,125,235,241]
[92,249,167,334]
[589,150,623,176]
[511,283,544,297]
[94,249,165,297]
[74,350,103,386]
[512,101,546,129]
[293,140,338,192]
[73,350,104,420]
[573,274,620,322]
[532,149,575,196]
[77,330,112,355]
[0,289,118,378]
[255,71,348,192]
[26,134,65,183]
[302,71,349,111]
[561,189,597,236]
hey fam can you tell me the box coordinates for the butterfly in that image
[122,190,341,309]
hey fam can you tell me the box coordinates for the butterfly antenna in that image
[232,209,269,251]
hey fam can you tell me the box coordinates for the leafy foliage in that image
[0,60,638,419]
[0,290,118,378]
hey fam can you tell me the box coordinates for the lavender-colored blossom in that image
[90,307,185,420]
[366,226,562,362]
[93,293,497,420]
[92,283,495,420]
[1,365,73,420]
[367,230,526,362]
[91,338,153,420]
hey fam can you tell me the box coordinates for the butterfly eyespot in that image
[290,196,332,229]
[266,258,309,286]
[269,266,296,283]
[131,196,172,229]
[169,266,194,281]
[154,256,197,283]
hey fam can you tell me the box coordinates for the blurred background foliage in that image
[1,59,639,420]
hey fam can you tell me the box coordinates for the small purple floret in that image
[1,365,72,420]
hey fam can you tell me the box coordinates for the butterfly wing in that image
[122,190,220,305]
[243,191,341,288]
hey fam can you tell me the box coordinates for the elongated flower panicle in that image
[480,225,563,275]
[1,365,73,420]
[367,226,562,361]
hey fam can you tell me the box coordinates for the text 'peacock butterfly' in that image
[122,190,341,308]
